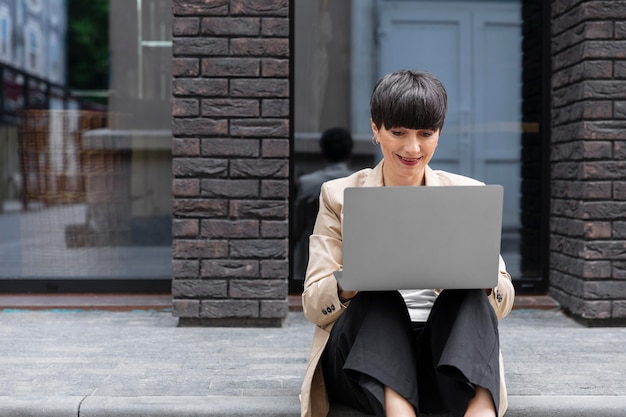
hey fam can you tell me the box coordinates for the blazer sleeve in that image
[301,182,347,328]
[489,255,515,320]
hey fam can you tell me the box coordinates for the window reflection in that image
[0,0,172,284]
[293,0,534,291]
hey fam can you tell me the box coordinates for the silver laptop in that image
[334,185,504,291]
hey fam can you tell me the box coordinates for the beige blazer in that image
[300,160,515,417]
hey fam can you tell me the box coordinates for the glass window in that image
[293,0,543,292]
[0,0,172,290]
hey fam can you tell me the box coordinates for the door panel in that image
[378,1,521,233]
[379,7,470,175]
[473,11,522,230]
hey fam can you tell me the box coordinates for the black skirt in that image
[321,289,500,417]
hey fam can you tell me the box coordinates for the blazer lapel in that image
[424,165,442,187]
[363,160,385,187]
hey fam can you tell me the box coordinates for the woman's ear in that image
[370,119,378,135]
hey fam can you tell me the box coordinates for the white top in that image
[400,289,437,322]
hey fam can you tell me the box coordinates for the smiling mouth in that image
[397,155,422,165]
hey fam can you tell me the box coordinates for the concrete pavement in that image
[1,306,625,416]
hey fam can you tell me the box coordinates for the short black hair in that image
[370,70,447,131]
[319,127,353,163]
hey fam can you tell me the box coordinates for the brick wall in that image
[171,0,290,326]
[550,0,626,324]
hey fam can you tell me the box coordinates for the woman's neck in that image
[382,164,425,187]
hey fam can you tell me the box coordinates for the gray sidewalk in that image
[1,306,625,416]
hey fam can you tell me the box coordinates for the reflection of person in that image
[293,127,354,282]
[300,70,515,417]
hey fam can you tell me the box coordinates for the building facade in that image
[171,0,626,326]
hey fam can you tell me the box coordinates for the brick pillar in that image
[171,0,290,327]
[550,1,626,325]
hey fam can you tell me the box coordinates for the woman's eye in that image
[391,130,403,136]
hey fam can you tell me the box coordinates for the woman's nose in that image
[405,136,421,153]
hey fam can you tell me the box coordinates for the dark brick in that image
[260,259,289,278]
[613,182,626,200]
[201,99,259,117]
[617,22,626,39]
[229,279,287,298]
[172,138,200,157]
[172,259,200,278]
[551,162,582,179]
[583,161,626,180]
[614,141,626,159]
[172,58,200,77]
[613,301,626,318]
[553,61,612,89]
[615,102,626,119]
[201,138,259,157]
[201,219,259,238]
[173,199,228,218]
[550,252,583,278]
[200,300,259,318]
[173,158,228,177]
[261,180,288,198]
[261,18,289,37]
[202,57,260,77]
[262,139,289,157]
[583,221,612,239]
[230,119,289,137]
[262,99,289,117]
[552,123,583,143]
[201,17,260,36]
[172,118,228,136]
[200,179,258,198]
[173,178,200,197]
[583,201,626,219]
[173,239,228,259]
[553,21,613,54]
[582,261,612,279]
[231,0,288,17]
[173,38,229,56]
[230,159,289,178]
[173,0,229,16]
[583,121,626,139]
[230,200,288,218]
[261,59,289,77]
[231,38,289,57]
[230,78,289,97]
[173,218,199,237]
[261,220,288,238]
[614,221,626,239]
[173,17,200,36]
[615,61,626,78]
[172,279,227,298]
[582,240,626,259]
[173,98,199,117]
[260,300,289,318]
[585,280,626,299]
[229,239,288,258]
[550,217,584,237]
[173,78,228,97]
[201,259,259,278]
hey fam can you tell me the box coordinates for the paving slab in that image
[0,307,625,416]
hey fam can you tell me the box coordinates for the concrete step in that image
[2,396,626,417]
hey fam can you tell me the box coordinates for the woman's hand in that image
[337,283,358,303]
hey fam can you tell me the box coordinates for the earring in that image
[371,135,379,145]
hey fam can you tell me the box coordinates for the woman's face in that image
[371,121,440,186]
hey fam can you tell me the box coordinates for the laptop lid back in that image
[337,185,504,291]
